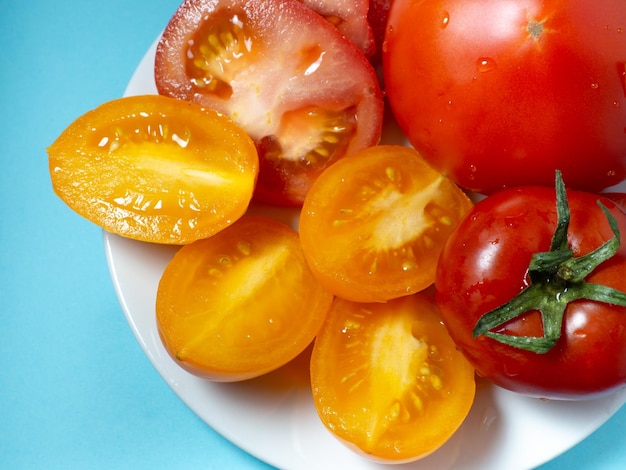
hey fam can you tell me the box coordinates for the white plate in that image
[105,38,626,470]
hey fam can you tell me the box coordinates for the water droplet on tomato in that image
[504,215,525,228]
[237,241,251,255]
[618,27,624,34]
[342,318,361,334]
[467,164,478,180]
[402,260,417,271]
[591,82,600,90]
[476,57,496,73]
[440,11,450,29]
[608,169,617,177]
[208,268,223,277]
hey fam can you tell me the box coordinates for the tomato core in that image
[262,105,357,168]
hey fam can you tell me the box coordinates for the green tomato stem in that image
[472,171,626,354]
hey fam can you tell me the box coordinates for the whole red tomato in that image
[435,175,626,399]
[383,0,626,194]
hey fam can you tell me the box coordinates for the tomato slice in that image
[300,0,376,57]
[156,216,333,381]
[48,95,258,245]
[310,293,476,462]
[299,145,473,302]
[155,0,384,207]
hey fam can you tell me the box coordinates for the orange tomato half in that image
[299,145,473,302]
[156,216,333,381]
[48,94,258,244]
[310,292,476,462]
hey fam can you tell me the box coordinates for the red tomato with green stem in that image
[436,173,626,399]
[383,0,626,194]
[155,0,383,207]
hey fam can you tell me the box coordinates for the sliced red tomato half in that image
[155,0,384,207]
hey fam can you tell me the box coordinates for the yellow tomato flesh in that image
[156,216,333,381]
[311,293,476,462]
[48,94,258,244]
[299,145,473,302]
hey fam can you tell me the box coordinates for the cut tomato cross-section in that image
[155,0,383,206]
[48,95,258,244]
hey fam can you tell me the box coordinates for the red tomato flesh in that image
[156,0,384,207]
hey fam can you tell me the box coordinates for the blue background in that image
[1,1,624,468]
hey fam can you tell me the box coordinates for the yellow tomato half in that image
[311,292,476,462]
[299,145,473,302]
[48,94,258,244]
[156,216,333,381]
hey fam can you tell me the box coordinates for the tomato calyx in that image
[473,171,626,353]
[527,19,545,40]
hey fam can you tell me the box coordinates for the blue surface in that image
[1,1,625,469]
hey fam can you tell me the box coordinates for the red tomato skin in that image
[384,0,626,194]
[435,187,626,399]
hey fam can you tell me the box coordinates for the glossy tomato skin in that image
[436,186,626,399]
[384,0,626,194]
[156,0,383,207]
